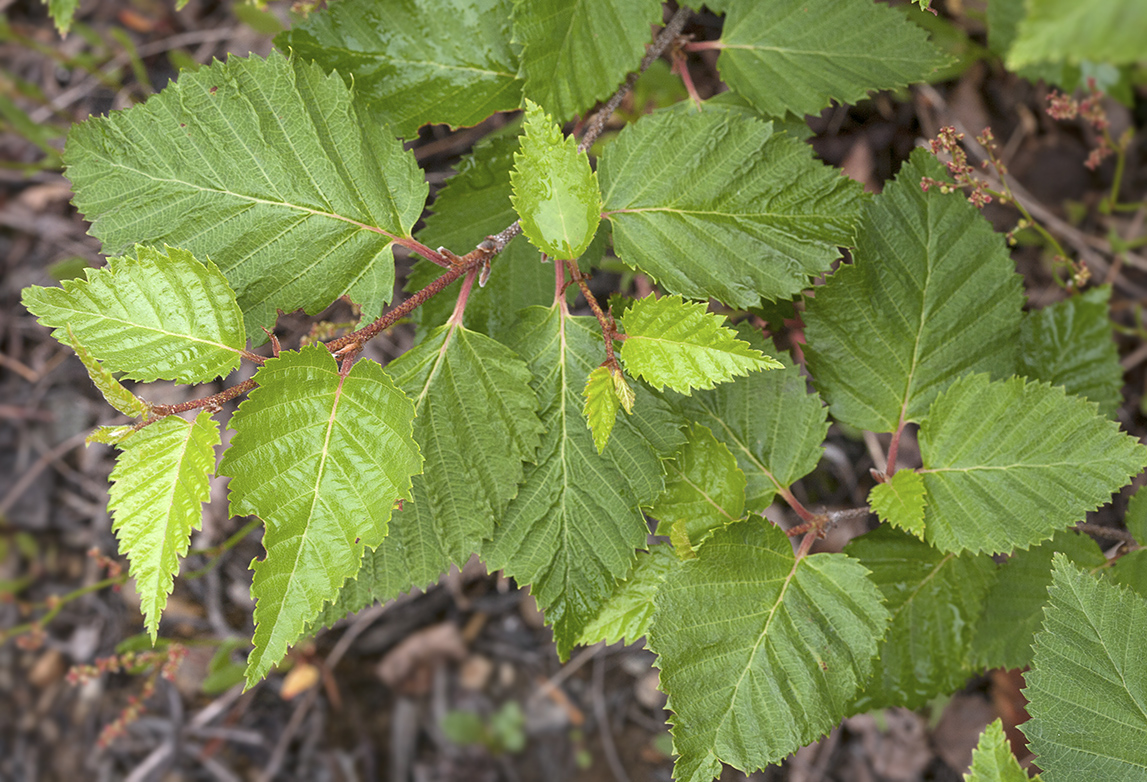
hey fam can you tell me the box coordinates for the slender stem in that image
[183,518,263,580]
[1106,145,1127,213]
[1,574,128,643]
[577,6,691,153]
[448,268,479,326]
[565,258,617,364]
[794,530,818,560]
[393,236,451,267]
[885,418,906,478]
[776,485,819,525]
[141,377,258,428]
[681,40,724,52]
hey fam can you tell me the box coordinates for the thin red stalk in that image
[776,485,819,525]
[449,268,479,325]
[885,417,906,477]
[682,40,724,52]
[392,236,451,268]
[565,258,617,364]
[144,377,258,426]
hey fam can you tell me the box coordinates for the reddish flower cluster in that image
[920,126,998,209]
[66,643,188,748]
[1046,81,1116,170]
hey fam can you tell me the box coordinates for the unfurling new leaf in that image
[618,294,780,393]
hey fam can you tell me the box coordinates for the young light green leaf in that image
[65,52,427,342]
[618,294,781,394]
[1018,286,1123,418]
[650,520,890,781]
[966,720,1038,782]
[970,529,1105,671]
[583,366,621,454]
[868,470,927,538]
[600,110,864,308]
[87,425,135,446]
[649,423,746,548]
[715,0,949,119]
[804,148,1024,433]
[108,412,220,641]
[510,100,601,260]
[66,326,148,418]
[512,0,663,121]
[279,0,521,139]
[1109,549,1147,599]
[919,373,1147,554]
[45,0,80,35]
[845,527,996,710]
[24,246,245,382]
[1008,0,1147,68]
[578,543,680,647]
[1022,555,1147,780]
[483,304,685,658]
[409,130,566,341]
[219,346,422,684]
[386,322,542,558]
[672,327,827,513]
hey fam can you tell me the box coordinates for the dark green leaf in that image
[649,423,746,547]
[804,149,1024,432]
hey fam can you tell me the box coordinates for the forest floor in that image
[1,1,1145,781]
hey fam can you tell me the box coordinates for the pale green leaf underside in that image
[88,425,135,445]
[619,294,780,394]
[67,327,148,418]
[109,412,219,640]
[578,543,680,647]
[600,109,864,308]
[482,305,684,658]
[717,0,949,118]
[1022,555,1147,781]
[845,527,996,710]
[511,101,601,260]
[868,470,926,538]
[386,322,542,560]
[513,0,663,121]
[672,327,827,513]
[219,346,421,684]
[279,0,521,139]
[804,148,1024,433]
[966,720,1037,782]
[650,423,746,548]
[583,366,621,454]
[1018,285,1123,418]
[919,373,1147,554]
[970,529,1104,671]
[24,245,245,383]
[65,52,427,341]
[651,521,889,782]
[1008,0,1147,68]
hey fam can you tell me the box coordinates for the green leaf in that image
[64,52,427,342]
[672,327,827,513]
[618,294,781,394]
[219,346,422,684]
[108,412,220,641]
[970,529,1105,671]
[23,245,245,382]
[1109,549,1147,599]
[868,470,927,538]
[1018,286,1123,418]
[482,304,684,658]
[965,720,1037,782]
[279,0,521,140]
[87,425,135,446]
[1008,0,1147,68]
[44,0,80,35]
[512,0,663,121]
[649,423,746,547]
[845,527,997,710]
[510,100,601,260]
[386,322,542,559]
[578,543,680,647]
[1125,484,1147,544]
[410,129,561,342]
[715,0,949,119]
[804,148,1025,433]
[583,366,621,454]
[66,327,148,418]
[919,373,1147,554]
[600,109,864,308]
[650,520,889,781]
[1022,555,1147,780]
[986,0,1025,55]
